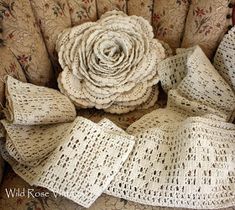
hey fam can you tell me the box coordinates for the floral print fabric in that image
[30,0,71,73]
[96,0,127,18]
[67,0,97,26]
[181,0,234,58]
[0,13,3,45]
[152,0,190,50]
[0,47,26,113]
[127,0,153,23]
[0,0,53,86]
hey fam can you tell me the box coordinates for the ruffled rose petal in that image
[57,11,166,113]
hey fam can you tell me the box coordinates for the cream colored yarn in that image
[104,85,159,114]
[1,46,235,209]
[105,46,235,209]
[57,10,165,113]
[107,115,235,209]
[159,46,235,122]
[214,26,235,121]
[0,117,135,208]
[1,115,235,209]
[2,119,72,166]
[4,76,76,125]
[214,26,235,91]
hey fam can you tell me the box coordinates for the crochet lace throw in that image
[107,115,235,209]
[0,46,235,209]
[105,46,235,209]
[1,117,135,208]
[57,10,165,114]
[4,76,76,125]
[2,120,72,166]
[214,26,235,91]
[159,46,235,122]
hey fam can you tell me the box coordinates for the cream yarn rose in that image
[56,11,165,114]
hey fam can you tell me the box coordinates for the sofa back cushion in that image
[152,0,190,51]
[96,0,127,18]
[0,46,26,117]
[127,0,153,23]
[67,0,97,25]
[29,0,71,74]
[0,0,54,86]
[181,0,234,58]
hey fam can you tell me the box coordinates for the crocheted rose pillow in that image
[56,11,166,114]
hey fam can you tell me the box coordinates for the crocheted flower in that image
[56,11,165,113]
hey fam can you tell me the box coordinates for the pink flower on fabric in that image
[195,7,205,17]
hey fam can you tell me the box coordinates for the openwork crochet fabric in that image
[159,46,235,122]
[107,115,235,209]
[0,117,135,208]
[2,120,71,166]
[57,10,165,113]
[1,46,235,209]
[1,115,235,209]
[105,46,235,209]
[4,76,76,125]
[214,26,235,91]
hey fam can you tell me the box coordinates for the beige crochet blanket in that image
[0,46,235,209]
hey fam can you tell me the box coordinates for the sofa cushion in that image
[152,0,190,50]
[67,0,97,26]
[0,0,54,86]
[0,13,3,47]
[233,3,235,24]
[0,47,26,116]
[181,0,234,58]
[96,0,127,18]
[127,0,153,23]
[30,0,71,73]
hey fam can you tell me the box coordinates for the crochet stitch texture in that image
[0,45,234,209]
[57,11,165,113]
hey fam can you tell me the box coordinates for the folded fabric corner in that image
[4,76,76,125]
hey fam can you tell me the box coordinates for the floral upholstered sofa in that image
[0,0,235,209]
